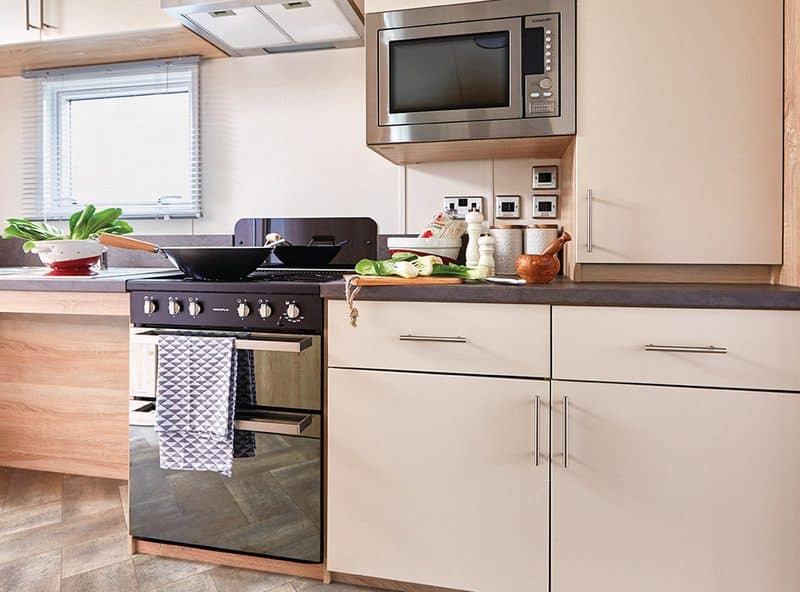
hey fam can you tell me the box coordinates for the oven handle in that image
[129,402,313,436]
[130,331,312,353]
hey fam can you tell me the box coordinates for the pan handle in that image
[99,233,160,253]
[309,235,336,246]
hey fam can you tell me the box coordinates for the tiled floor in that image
[0,467,379,592]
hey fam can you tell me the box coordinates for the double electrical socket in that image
[443,196,484,219]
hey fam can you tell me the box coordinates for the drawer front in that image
[553,307,800,391]
[328,301,550,378]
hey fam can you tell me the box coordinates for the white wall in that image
[0,48,562,238]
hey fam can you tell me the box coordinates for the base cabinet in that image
[327,368,549,592]
[551,380,800,592]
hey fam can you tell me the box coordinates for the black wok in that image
[270,235,348,267]
[99,234,270,281]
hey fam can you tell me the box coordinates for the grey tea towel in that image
[156,335,238,477]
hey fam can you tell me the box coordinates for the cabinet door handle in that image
[586,189,593,253]
[644,344,728,355]
[562,395,569,468]
[40,0,54,28]
[399,334,467,344]
[534,395,541,467]
[26,0,40,30]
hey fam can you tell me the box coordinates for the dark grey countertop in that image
[0,268,180,293]
[321,277,800,310]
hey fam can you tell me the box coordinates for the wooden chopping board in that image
[345,274,463,286]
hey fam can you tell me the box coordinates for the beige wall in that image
[0,48,560,237]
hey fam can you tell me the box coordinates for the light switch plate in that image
[495,195,520,219]
[533,195,558,218]
[443,196,484,219]
[533,166,558,189]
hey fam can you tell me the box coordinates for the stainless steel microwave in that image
[366,0,576,145]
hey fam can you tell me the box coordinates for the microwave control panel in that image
[523,14,559,118]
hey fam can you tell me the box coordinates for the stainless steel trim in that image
[129,401,313,435]
[644,344,728,355]
[26,0,39,30]
[399,334,468,344]
[366,0,576,144]
[40,0,53,28]
[377,18,523,126]
[586,188,593,253]
[562,395,568,469]
[130,330,312,353]
[534,395,541,467]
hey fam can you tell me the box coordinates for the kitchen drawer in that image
[327,300,550,378]
[553,307,800,391]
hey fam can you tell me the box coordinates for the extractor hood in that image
[162,0,364,56]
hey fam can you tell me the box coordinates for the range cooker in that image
[126,217,375,564]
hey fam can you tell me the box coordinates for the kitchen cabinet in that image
[574,0,783,264]
[0,0,42,44]
[365,0,485,14]
[40,0,175,40]
[327,368,549,592]
[551,380,800,592]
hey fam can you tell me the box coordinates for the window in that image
[23,58,200,220]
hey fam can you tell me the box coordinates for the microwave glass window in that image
[522,27,545,75]
[388,32,510,114]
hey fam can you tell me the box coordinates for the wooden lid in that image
[490,225,525,229]
[528,224,559,229]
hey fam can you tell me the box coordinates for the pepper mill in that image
[478,234,496,276]
[465,208,483,267]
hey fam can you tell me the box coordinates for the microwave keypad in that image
[523,13,560,119]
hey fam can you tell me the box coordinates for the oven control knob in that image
[168,300,182,316]
[237,302,251,318]
[286,302,301,320]
[188,301,202,317]
[143,299,157,315]
[259,303,273,319]
[539,77,553,90]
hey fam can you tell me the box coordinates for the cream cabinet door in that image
[41,0,174,39]
[328,368,549,592]
[0,0,41,44]
[551,380,800,592]
[574,0,783,263]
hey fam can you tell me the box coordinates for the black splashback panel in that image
[234,217,377,266]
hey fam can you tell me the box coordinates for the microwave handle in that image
[130,333,312,353]
[129,402,312,436]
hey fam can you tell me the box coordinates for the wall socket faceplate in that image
[533,195,558,218]
[443,196,484,219]
[496,195,520,219]
[533,166,558,190]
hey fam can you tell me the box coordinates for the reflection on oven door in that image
[129,426,322,563]
[252,335,321,411]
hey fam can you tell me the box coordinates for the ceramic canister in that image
[525,224,560,255]
[489,225,524,275]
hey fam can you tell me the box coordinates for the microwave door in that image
[378,18,522,126]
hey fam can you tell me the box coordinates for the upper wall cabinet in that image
[0,0,45,44]
[364,0,484,13]
[574,0,783,264]
[40,0,175,40]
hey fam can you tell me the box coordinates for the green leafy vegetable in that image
[431,263,487,280]
[355,253,486,280]
[2,205,134,252]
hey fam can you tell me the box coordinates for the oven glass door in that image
[378,18,522,126]
[130,329,322,412]
[129,402,322,562]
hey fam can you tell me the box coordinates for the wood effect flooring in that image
[0,467,380,592]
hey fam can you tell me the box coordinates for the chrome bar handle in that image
[586,189,593,253]
[399,334,467,344]
[562,396,569,468]
[40,0,54,29]
[534,395,541,467]
[644,344,728,355]
[26,0,40,30]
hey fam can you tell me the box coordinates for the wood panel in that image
[0,313,129,479]
[369,135,574,165]
[0,26,225,78]
[559,139,577,279]
[775,0,800,285]
[0,291,129,316]
[132,539,326,580]
[332,572,468,592]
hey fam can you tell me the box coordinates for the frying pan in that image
[99,234,270,281]
[269,235,348,267]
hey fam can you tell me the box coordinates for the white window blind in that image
[22,57,201,220]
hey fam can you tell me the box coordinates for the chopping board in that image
[345,274,463,286]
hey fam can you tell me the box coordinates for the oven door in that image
[129,401,322,562]
[130,329,322,412]
[378,18,522,126]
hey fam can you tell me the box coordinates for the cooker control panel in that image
[131,292,322,332]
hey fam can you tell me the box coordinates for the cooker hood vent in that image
[162,0,364,56]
